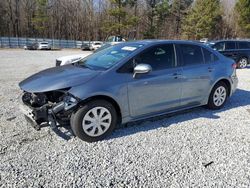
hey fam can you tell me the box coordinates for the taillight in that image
[232,63,237,69]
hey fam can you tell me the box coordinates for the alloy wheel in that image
[239,58,248,68]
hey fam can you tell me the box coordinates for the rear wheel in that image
[207,82,228,109]
[70,100,117,142]
[237,57,248,69]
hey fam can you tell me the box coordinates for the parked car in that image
[19,40,238,142]
[207,40,250,68]
[81,41,103,51]
[56,54,89,66]
[200,38,209,43]
[56,43,120,66]
[81,43,91,50]
[89,41,103,51]
[24,42,38,50]
[37,42,51,50]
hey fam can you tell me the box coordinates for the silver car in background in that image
[37,42,51,50]
[19,40,238,142]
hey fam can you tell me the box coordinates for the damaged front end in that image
[19,89,79,130]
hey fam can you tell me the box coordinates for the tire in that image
[70,100,117,142]
[237,57,248,69]
[207,82,228,110]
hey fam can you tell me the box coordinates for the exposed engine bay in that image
[20,89,78,130]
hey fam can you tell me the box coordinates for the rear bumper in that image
[230,75,238,96]
[38,46,51,50]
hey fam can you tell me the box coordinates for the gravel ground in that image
[0,49,250,187]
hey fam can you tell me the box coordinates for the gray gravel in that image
[0,49,250,187]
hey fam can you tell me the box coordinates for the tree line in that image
[0,0,249,41]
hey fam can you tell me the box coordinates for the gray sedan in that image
[19,40,238,142]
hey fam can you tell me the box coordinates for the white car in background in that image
[37,42,51,50]
[56,37,124,66]
[89,41,103,50]
[56,53,91,66]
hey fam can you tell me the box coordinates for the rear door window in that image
[202,48,219,64]
[225,42,236,50]
[179,44,203,66]
[238,42,250,49]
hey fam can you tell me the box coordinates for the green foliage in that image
[170,0,193,37]
[235,0,250,37]
[32,0,48,33]
[102,0,139,35]
[170,0,193,18]
[182,0,222,39]
[143,0,170,39]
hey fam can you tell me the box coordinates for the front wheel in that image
[237,57,248,69]
[207,82,228,109]
[70,100,117,142]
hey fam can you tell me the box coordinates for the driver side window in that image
[136,44,175,70]
[118,44,176,73]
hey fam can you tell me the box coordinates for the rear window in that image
[180,44,203,66]
[41,42,48,45]
[238,42,250,49]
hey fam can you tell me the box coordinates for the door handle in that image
[172,72,182,79]
[208,67,214,72]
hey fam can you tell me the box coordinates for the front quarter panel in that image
[68,71,130,121]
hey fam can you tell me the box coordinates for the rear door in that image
[178,44,211,107]
[237,41,250,60]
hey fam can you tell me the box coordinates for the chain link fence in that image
[0,37,89,49]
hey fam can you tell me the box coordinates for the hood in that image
[19,65,100,93]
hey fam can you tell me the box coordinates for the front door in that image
[127,44,183,117]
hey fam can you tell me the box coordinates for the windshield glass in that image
[78,43,144,70]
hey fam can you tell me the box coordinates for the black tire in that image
[207,81,228,110]
[70,100,117,142]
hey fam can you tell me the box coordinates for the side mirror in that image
[133,64,152,78]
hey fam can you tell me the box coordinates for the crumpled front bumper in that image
[19,98,49,130]
[19,97,76,132]
[20,104,43,130]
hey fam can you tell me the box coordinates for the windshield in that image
[78,43,144,70]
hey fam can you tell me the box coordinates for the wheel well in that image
[79,95,122,124]
[217,79,231,96]
[238,56,249,63]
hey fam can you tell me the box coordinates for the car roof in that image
[120,40,206,47]
[210,39,250,43]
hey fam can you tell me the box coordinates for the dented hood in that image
[19,65,100,93]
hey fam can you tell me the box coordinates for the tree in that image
[143,0,170,39]
[32,0,49,37]
[170,0,193,38]
[102,0,139,36]
[235,0,250,37]
[182,0,222,39]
